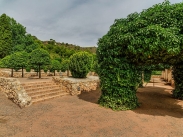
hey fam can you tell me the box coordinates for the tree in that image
[30,48,51,78]
[0,13,12,58]
[0,55,11,68]
[9,16,26,52]
[50,60,61,76]
[97,1,183,110]
[0,52,29,77]
[69,52,92,78]
[60,59,70,76]
[0,55,15,77]
[9,51,29,77]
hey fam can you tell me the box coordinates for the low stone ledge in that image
[52,76,100,95]
[0,77,32,108]
[151,75,161,78]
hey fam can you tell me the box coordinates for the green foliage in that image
[97,55,139,110]
[0,51,29,77]
[90,54,98,72]
[9,51,29,68]
[152,71,162,75]
[0,55,11,68]
[8,16,26,51]
[29,48,51,78]
[50,60,60,75]
[30,48,51,66]
[69,52,92,78]
[60,59,69,72]
[0,13,12,58]
[0,13,39,57]
[144,70,152,82]
[25,66,31,72]
[97,1,183,110]
[172,65,183,99]
[137,70,143,88]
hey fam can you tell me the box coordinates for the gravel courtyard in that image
[0,78,183,137]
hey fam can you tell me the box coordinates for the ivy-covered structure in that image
[97,1,183,110]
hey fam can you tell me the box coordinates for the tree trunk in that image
[67,70,69,77]
[11,68,13,77]
[54,70,55,76]
[39,65,41,79]
[22,66,24,78]
[37,65,39,76]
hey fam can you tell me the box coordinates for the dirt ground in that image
[0,78,183,137]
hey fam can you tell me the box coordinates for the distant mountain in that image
[42,40,97,54]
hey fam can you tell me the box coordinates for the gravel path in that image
[0,78,183,137]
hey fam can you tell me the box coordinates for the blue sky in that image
[0,0,182,47]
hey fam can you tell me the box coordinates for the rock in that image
[0,77,32,108]
[52,76,100,95]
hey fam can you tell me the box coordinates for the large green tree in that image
[10,51,29,77]
[9,17,26,50]
[0,55,14,77]
[29,48,51,78]
[0,13,12,58]
[0,51,29,77]
[0,13,39,58]
[97,1,183,110]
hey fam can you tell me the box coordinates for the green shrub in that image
[144,70,152,82]
[152,71,162,75]
[69,51,92,78]
[43,66,49,73]
[26,66,31,72]
[60,59,69,72]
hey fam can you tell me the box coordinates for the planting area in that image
[0,78,183,137]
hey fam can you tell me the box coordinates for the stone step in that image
[31,92,69,104]
[26,87,61,96]
[30,90,62,100]
[20,81,69,105]
[23,85,59,91]
[21,81,52,85]
[21,82,57,88]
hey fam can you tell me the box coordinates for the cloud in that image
[0,0,182,47]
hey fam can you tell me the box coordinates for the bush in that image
[152,71,162,75]
[69,51,92,78]
[43,66,49,73]
[144,70,152,82]
[60,59,69,72]
[26,66,31,72]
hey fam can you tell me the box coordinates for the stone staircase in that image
[21,81,69,104]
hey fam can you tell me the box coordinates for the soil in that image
[0,78,183,137]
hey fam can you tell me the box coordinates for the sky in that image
[0,0,182,47]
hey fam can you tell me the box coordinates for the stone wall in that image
[0,68,98,78]
[52,76,100,95]
[0,70,11,77]
[0,77,31,108]
[0,69,62,78]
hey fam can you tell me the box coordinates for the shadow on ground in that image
[134,86,183,118]
[77,87,101,104]
[78,85,183,118]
